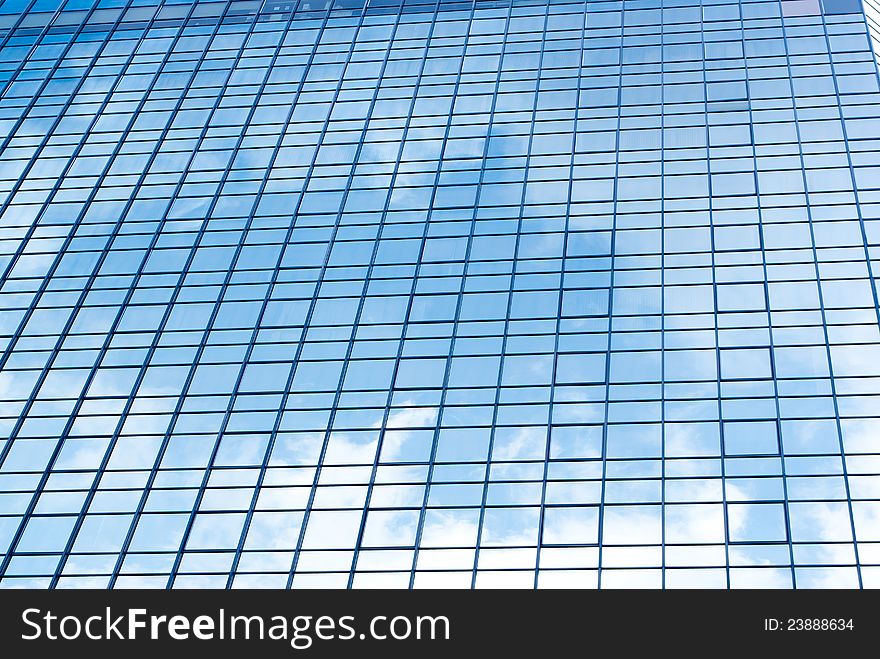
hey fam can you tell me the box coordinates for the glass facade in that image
[865,0,880,65]
[0,0,878,590]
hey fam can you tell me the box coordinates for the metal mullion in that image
[100,5,313,589]
[0,0,223,418]
[781,8,868,588]
[0,0,39,50]
[167,2,408,589]
[336,0,460,589]
[0,1,251,586]
[0,0,219,582]
[481,6,556,583]
[659,4,666,589]
[398,2,521,591]
[5,2,268,586]
[0,7,196,374]
[215,2,369,590]
[102,1,373,588]
[0,1,138,286]
[698,10,733,591]
[0,0,233,463]
[50,3,301,590]
[866,0,880,66]
[368,0,520,590]
[595,18,623,592]
[0,0,71,99]
[433,0,515,587]
[740,7,797,589]
[402,2,520,587]
[529,0,585,590]
[283,0,471,590]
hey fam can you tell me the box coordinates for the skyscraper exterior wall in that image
[0,0,878,590]
[864,0,880,65]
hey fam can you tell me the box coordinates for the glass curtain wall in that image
[0,0,878,589]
